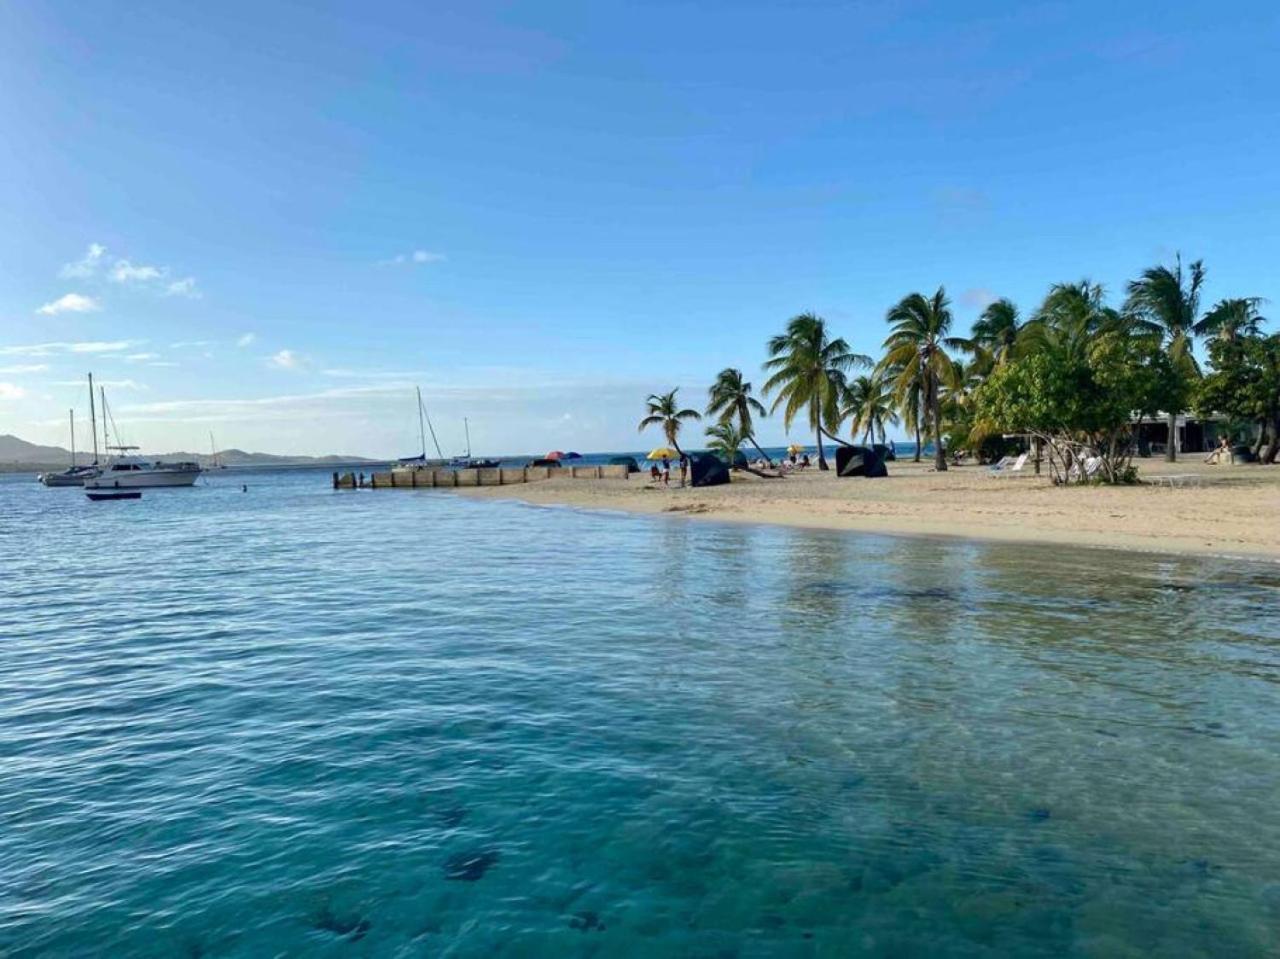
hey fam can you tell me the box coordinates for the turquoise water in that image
[2,470,1279,957]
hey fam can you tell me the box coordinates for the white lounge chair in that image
[990,452,1029,477]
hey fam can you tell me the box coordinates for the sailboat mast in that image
[88,373,99,465]
[100,386,109,454]
[69,409,75,467]
[464,417,471,458]
[416,387,426,460]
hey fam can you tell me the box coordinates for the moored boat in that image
[84,453,202,489]
[86,489,142,501]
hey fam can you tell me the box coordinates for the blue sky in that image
[2,1,1277,456]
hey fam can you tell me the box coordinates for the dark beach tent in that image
[690,453,730,488]
[528,458,563,468]
[835,445,888,478]
[873,443,896,462]
[608,455,641,473]
[731,451,750,469]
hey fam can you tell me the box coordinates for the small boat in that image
[448,417,501,468]
[81,386,202,490]
[39,407,99,486]
[86,490,142,501]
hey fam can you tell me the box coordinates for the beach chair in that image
[987,455,1015,472]
[990,452,1028,477]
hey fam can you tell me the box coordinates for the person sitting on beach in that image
[650,463,661,482]
[800,454,810,469]
[1205,436,1232,465]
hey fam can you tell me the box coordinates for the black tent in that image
[873,443,896,462]
[608,455,641,473]
[731,450,750,469]
[690,453,730,488]
[835,445,888,478]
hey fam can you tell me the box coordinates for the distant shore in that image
[454,458,1280,560]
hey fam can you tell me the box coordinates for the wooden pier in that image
[333,464,632,490]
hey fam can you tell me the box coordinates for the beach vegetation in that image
[843,370,899,446]
[763,313,870,470]
[707,367,772,465]
[1195,333,1280,463]
[639,389,701,457]
[705,421,746,467]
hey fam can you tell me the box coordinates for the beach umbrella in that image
[563,451,582,459]
[647,446,680,460]
[787,443,806,454]
[545,450,565,460]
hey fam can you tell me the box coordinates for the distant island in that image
[0,434,381,473]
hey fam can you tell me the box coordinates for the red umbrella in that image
[545,450,565,460]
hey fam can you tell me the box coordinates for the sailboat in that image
[38,407,98,487]
[83,385,202,490]
[448,418,500,469]
[207,432,228,469]
[396,387,445,468]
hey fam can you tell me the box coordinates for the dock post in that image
[332,471,338,489]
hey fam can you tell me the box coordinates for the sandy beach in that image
[457,457,1280,559]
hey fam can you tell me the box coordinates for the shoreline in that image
[449,459,1280,561]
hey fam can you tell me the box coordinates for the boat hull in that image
[86,490,142,501]
[39,470,95,487]
[84,469,201,489]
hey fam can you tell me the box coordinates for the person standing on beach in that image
[679,455,688,487]
[662,457,670,486]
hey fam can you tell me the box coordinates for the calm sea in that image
[2,469,1278,957]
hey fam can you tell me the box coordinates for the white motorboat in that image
[84,452,202,489]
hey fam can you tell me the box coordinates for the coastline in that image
[451,458,1280,561]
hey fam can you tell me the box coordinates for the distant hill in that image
[0,434,380,471]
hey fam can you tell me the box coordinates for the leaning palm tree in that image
[970,298,1024,367]
[762,313,870,470]
[843,371,899,445]
[1124,254,1206,461]
[638,388,701,457]
[707,367,772,465]
[705,421,745,467]
[1196,297,1268,342]
[881,288,966,471]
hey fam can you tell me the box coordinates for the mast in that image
[100,386,109,454]
[416,387,426,459]
[209,431,217,467]
[68,409,75,467]
[464,417,471,458]
[88,373,99,465]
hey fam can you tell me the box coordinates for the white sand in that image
[455,457,1280,559]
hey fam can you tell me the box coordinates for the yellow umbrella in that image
[647,447,680,459]
[786,443,806,454]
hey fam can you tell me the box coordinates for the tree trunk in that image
[1165,409,1177,462]
[930,372,947,471]
[913,422,922,462]
[816,422,827,470]
[748,435,773,467]
[1263,412,1280,464]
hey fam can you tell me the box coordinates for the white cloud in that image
[321,368,427,379]
[0,364,49,374]
[0,339,140,357]
[236,332,257,348]
[170,340,213,349]
[60,243,108,279]
[110,260,164,283]
[269,349,301,370]
[384,249,447,266]
[124,352,161,362]
[36,293,100,315]
[959,288,998,310]
[164,277,200,298]
[0,382,27,399]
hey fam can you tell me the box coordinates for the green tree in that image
[1124,254,1206,461]
[638,389,701,457]
[882,288,966,471]
[763,313,870,470]
[1196,297,1268,343]
[704,421,746,466]
[1196,333,1280,463]
[843,371,899,445]
[970,298,1025,367]
[707,367,772,465]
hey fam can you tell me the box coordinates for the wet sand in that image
[456,457,1280,559]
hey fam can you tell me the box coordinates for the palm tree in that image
[707,367,772,465]
[1196,297,1267,342]
[881,288,966,471]
[705,421,745,466]
[843,371,899,445]
[638,389,701,457]
[970,298,1024,366]
[1124,254,1206,461]
[762,313,870,470]
[1030,280,1125,362]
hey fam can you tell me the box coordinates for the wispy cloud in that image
[164,277,200,298]
[0,364,49,374]
[59,243,108,279]
[0,340,141,357]
[0,383,27,400]
[118,384,411,423]
[169,340,213,349]
[236,332,257,348]
[382,249,447,266]
[321,368,427,379]
[959,288,998,310]
[124,352,161,362]
[269,349,302,370]
[57,242,201,298]
[36,293,100,315]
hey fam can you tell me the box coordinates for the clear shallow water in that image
[2,470,1279,958]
